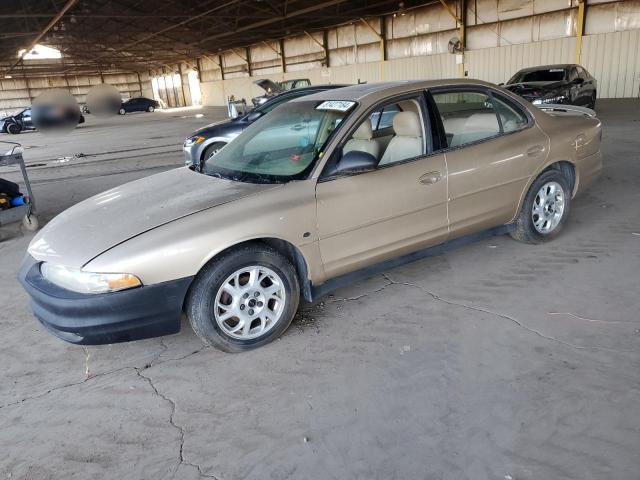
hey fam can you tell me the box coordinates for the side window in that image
[377,104,402,130]
[491,96,528,133]
[341,96,424,167]
[367,104,402,132]
[568,68,578,82]
[432,91,500,148]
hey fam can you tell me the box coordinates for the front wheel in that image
[186,244,300,352]
[510,169,571,244]
[200,142,226,171]
[7,123,21,134]
[119,108,126,115]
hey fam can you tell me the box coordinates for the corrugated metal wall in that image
[3,0,639,110]
[198,0,640,105]
[0,72,152,117]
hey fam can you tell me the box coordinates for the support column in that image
[178,63,187,106]
[246,47,253,77]
[576,0,586,64]
[322,30,330,67]
[137,71,143,97]
[459,0,467,78]
[279,39,287,74]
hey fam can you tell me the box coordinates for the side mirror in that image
[246,110,263,121]
[331,150,377,176]
[573,77,584,85]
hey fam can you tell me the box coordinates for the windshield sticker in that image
[316,100,355,112]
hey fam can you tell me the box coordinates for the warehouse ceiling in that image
[1,0,431,77]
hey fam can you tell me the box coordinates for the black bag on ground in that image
[0,178,21,197]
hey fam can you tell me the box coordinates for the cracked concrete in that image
[1,101,639,480]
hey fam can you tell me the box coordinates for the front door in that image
[315,94,448,279]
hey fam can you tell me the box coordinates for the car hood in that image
[505,81,567,97]
[28,168,278,268]
[191,118,246,137]
[254,79,283,94]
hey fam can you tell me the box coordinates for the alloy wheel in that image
[531,181,565,234]
[214,265,286,340]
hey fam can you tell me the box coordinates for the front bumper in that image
[18,255,193,345]
[183,144,195,167]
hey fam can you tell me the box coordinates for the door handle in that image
[526,145,545,156]
[419,171,442,185]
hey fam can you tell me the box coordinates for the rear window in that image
[509,68,566,84]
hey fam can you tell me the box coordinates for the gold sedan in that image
[19,80,603,352]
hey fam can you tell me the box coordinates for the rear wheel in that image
[147,105,155,112]
[510,169,571,244]
[186,244,300,352]
[589,93,597,110]
[6,123,21,134]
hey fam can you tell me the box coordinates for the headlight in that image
[533,95,567,105]
[41,263,142,294]
[184,135,205,147]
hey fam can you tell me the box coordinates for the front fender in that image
[83,179,325,286]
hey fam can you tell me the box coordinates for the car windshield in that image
[203,100,354,183]
[509,68,566,83]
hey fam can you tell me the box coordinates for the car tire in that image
[6,123,21,134]
[119,108,126,115]
[510,169,571,244]
[200,142,226,170]
[186,243,300,353]
[589,93,597,110]
[147,106,155,112]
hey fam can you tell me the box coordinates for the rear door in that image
[315,92,448,279]
[430,86,548,238]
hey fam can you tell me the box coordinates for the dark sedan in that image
[184,84,348,170]
[1,107,85,134]
[503,64,597,109]
[119,97,160,115]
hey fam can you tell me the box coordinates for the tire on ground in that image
[510,168,571,244]
[186,243,300,353]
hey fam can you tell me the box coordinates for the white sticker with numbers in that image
[316,100,356,112]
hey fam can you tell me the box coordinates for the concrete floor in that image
[1,101,639,480]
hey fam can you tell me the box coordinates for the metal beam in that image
[437,0,462,24]
[193,0,351,45]
[4,0,79,76]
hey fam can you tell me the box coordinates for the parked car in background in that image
[184,84,348,170]
[1,107,85,134]
[20,79,602,352]
[118,97,160,114]
[503,64,597,109]
[251,78,311,106]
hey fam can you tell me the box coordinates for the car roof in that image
[293,79,500,104]
[515,64,575,73]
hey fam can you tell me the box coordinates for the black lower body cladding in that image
[18,255,193,345]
